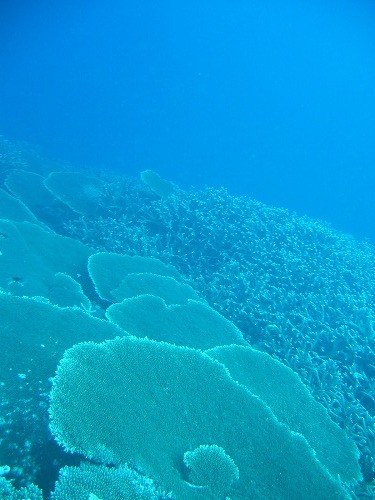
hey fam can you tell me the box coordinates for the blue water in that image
[1,0,374,241]
[1,3,375,496]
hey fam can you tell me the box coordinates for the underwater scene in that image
[1,1,375,499]
[0,139,374,499]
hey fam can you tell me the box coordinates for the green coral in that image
[0,473,42,499]
[51,462,166,500]
[0,292,126,488]
[140,169,177,198]
[88,252,182,302]
[44,171,106,215]
[49,336,354,499]
[183,445,239,498]
[63,176,375,487]
[0,219,92,307]
[111,272,202,304]
[0,144,373,497]
[106,294,246,348]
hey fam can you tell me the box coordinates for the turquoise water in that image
[0,1,375,498]
[0,0,374,241]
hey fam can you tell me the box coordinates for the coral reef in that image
[0,140,374,497]
[63,175,375,487]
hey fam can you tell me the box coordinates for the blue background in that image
[1,0,374,241]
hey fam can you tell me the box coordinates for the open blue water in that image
[1,0,374,241]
